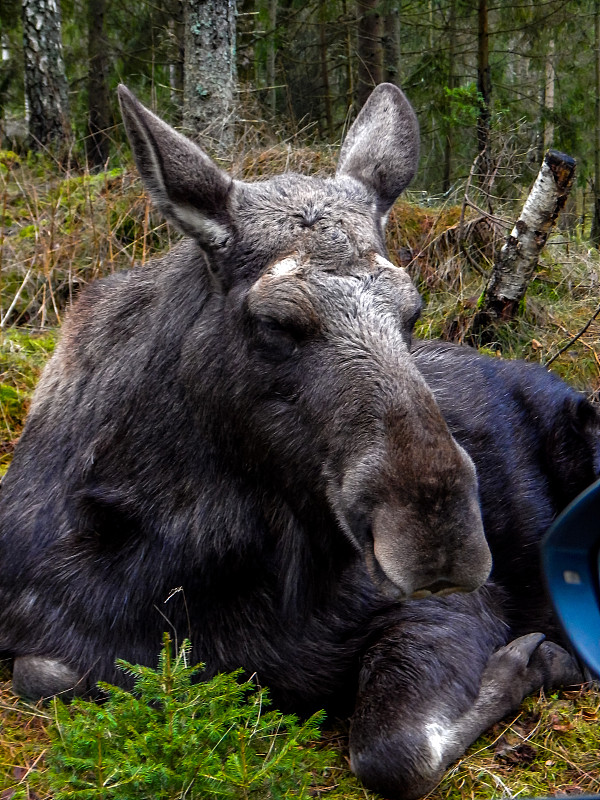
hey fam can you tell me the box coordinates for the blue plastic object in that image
[542,476,600,679]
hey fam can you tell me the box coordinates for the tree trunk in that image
[476,0,491,182]
[169,7,185,120]
[87,0,110,170]
[382,7,401,85]
[472,150,576,333]
[592,0,600,246]
[542,38,555,153]
[442,0,456,193]
[319,0,333,139]
[356,0,383,108]
[266,0,277,116]
[183,0,238,154]
[22,0,71,152]
[342,0,354,110]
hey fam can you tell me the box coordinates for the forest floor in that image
[0,147,599,799]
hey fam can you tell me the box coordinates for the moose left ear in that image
[336,83,420,213]
[118,85,233,249]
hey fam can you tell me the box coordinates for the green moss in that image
[0,150,21,177]
[17,224,37,240]
[0,329,57,474]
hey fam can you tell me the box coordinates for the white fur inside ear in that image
[172,205,230,246]
[270,257,301,276]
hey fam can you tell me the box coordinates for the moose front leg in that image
[349,589,584,800]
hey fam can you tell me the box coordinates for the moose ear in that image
[118,84,233,248]
[336,83,420,213]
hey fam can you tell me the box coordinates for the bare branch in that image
[545,304,600,367]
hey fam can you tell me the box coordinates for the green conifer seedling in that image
[46,633,333,799]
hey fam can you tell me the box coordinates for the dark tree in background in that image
[382,6,401,85]
[592,0,600,246]
[87,0,110,170]
[21,0,70,152]
[356,0,383,107]
[476,0,491,183]
[183,0,238,153]
[1,0,600,246]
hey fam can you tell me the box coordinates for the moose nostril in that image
[410,579,468,600]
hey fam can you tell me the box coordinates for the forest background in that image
[0,0,599,798]
[4,0,600,215]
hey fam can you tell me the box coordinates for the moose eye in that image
[253,315,299,362]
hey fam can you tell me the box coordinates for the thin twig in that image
[1,268,33,328]
[463,198,511,228]
[459,151,484,245]
[545,303,600,367]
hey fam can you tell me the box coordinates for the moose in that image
[0,83,598,799]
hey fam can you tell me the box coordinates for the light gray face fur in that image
[117,83,492,599]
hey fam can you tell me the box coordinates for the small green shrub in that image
[45,634,334,800]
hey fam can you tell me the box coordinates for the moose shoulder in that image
[0,84,592,800]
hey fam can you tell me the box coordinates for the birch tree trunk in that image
[183,0,237,154]
[473,150,576,331]
[542,38,555,152]
[22,0,71,152]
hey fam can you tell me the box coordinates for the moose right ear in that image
[118,85,233,249]
[336,83,420,214]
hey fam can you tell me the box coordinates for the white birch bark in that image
[22,0,71,151]
[478,150,576,322]
[543,38,555,151]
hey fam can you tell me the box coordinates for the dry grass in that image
[0,671,53,799]
[0,147,599,799]
[430,686,600,800]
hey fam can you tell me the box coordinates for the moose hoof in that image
[484,632,584,706]
[12,655,86,700]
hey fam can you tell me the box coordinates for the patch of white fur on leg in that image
[424,719,456,770]
[12,655,84,699]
